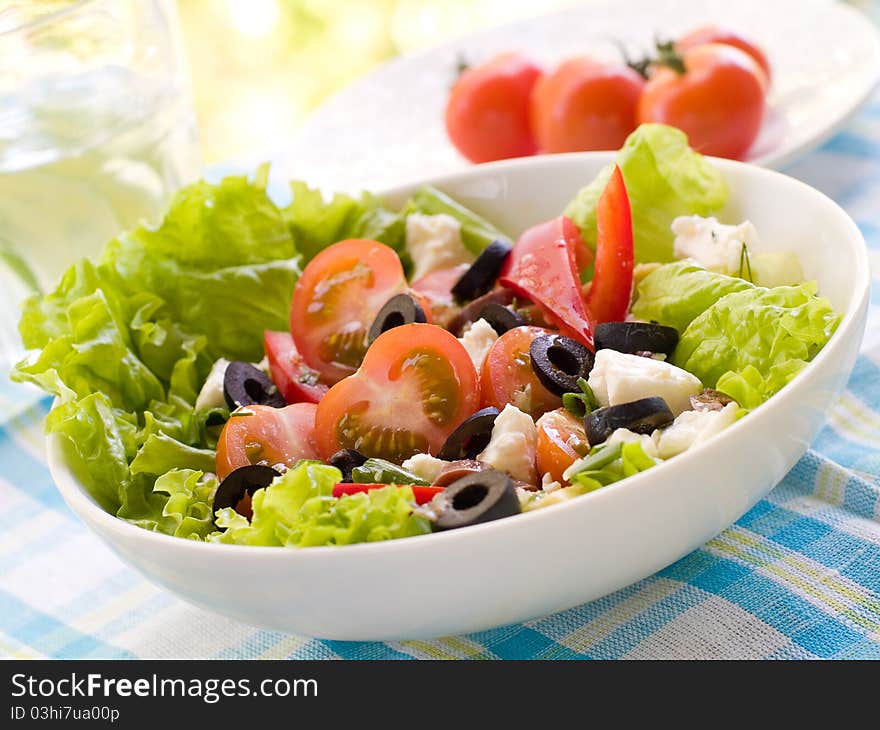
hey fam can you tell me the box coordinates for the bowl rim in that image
[47,151,872,559]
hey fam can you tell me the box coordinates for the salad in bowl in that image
[14,125,842,551]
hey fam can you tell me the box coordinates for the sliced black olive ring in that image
[213,464,280,527]
[367,293,427,344]
[529,334,595,396]
[450,239,512,302]
[328,448,368,483]
[584,396,674,445]
[477,302,524,336]
[224,361,286,410]
[437,406,500,461]
[594,321,679,357]
[430,469,520,531]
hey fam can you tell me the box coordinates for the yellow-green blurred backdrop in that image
[177,0,579,163]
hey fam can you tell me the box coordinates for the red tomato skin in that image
[677,25,771,84]
[637,44,766,160]
[332,483,444,505]
[499,216,594,348]
[585,165,634,325]
[445,52,542,163]
[530,58,645,153]
[263,330,328,404]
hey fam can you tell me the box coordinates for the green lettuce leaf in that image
[524,441,657,511]
[405,185,511,254]
[563,124,728,263]
[152,469,219,540]
[212,462,430,547]
[672,282,840,405]
[631,260,754,333]
[283,181,405,264]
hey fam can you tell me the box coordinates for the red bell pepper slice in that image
[331,483,445,505]
[263,330,329,404]
[585,164,634,324]
[499,215,595,348]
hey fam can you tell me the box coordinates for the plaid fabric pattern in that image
[2,96,880,662]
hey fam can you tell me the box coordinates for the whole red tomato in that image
[530,58,645,153]
[637,43,766,160]
[677,25,771,85]
[445,52,542,163]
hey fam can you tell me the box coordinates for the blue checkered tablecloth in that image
[3,103,880,662]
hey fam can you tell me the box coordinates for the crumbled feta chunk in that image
[401,453,447,483]
[672,215,761,274]
[458,318,498,370]
[541,472,562,493]
[605,428,660,460]
[195,358,230,411]
[587,349,702,416]
[656,402,739,459]
[406,213,474,281]
[477,403,537,484]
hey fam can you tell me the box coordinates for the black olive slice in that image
[367,293,427,344]
[450,240,512,302]
[477,302,524,336]
[448,289,515,336]
[431,469,520,531]
[328,448,368,483]
[437,407,500,461]
[529,334,595,396]
[224,361,286,410]
[213,465,280,526]
[594,322,679,357]
[584,397,674,445]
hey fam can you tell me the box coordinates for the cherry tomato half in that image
[215,403,320,480]
[263,330,328,404]
[480,325,562,420]
[677,25,771,84]
[637,44,766,160]
[290,239,406,385]
[445,52,542,163]
[315,323,480,463]
[536,408,589,484]
[530,58,645,153]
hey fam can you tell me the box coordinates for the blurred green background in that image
[177,0,579,163]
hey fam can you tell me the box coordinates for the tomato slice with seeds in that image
[215,403,319,480]
[536,408,589,484]
[480,325,562,420]
[263,330,328,404]
[315,323,480,463]
[290,239,406,385]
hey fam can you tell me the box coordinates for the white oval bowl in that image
[48,153,869,640]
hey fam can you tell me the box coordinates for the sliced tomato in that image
[332,483,444,505]
[536,408,589,484]
[480,325,562,420]
[263,330,328,404]
[410,264,470,308]
[290,239,406,385]
[315,323,480,463]
[584,165,634,324]
[215,403,319,480]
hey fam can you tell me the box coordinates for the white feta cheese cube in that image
[672,215,761,274]
[406,213,474,281]
[656,402,739,459]
[401,453,447,483]
[587,349,702,416]
[458,318,498,371]
[477,403,537,485]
